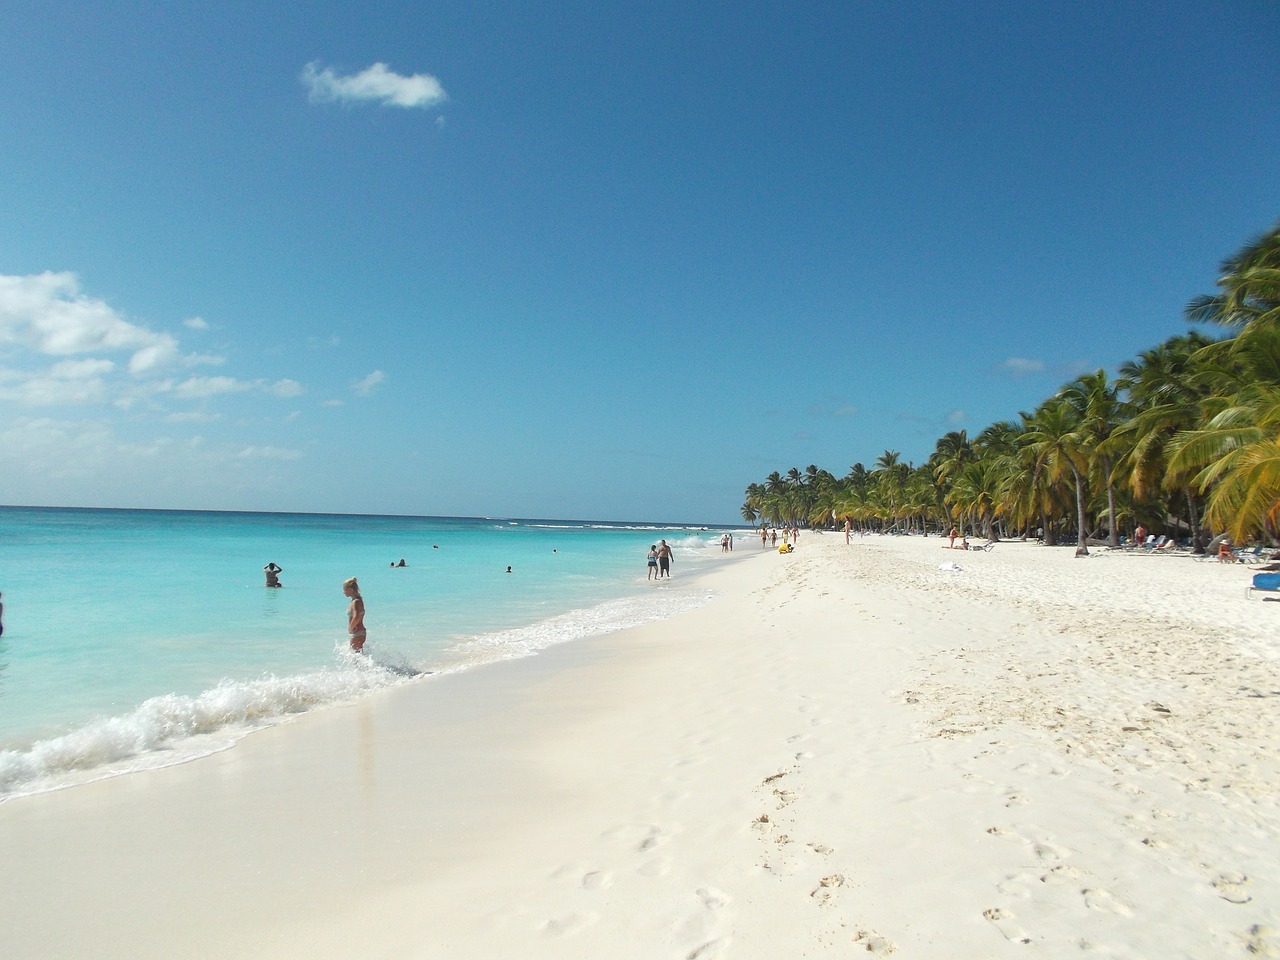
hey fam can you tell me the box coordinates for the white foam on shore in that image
[0,583,720,802]
[446,585,718,664]
[0,657,413,800]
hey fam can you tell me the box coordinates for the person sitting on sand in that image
[343,577,366,653]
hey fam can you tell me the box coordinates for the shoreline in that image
[0,528,743,800]
[2,534,1277,957]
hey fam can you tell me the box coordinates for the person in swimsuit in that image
[647,545,658,580]
[343,577,366,652]
[264,562,283,587]
[656,539,673,579]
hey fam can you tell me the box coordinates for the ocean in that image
[0,507,740,799]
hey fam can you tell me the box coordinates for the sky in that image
[1,1,1277,524]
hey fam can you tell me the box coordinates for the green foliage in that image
[739,220,1280,546]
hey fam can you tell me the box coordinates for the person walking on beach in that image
[948,526,958,549]
[647,544,659,580]
[343,577,366,653]
[761,527,768,548]
[656,539,674,578]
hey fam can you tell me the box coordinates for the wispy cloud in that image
[946,409,966,424]
[269,378,303,398]
[184,316,209,331]
[236,445,304,461]
[301,61,447,109]
[352,370,386,396]
[1000,357,1045,377]
[171,375,255,399]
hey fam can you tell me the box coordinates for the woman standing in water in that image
[343,577,366,652]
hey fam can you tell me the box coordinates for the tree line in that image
[741,220,1280,557]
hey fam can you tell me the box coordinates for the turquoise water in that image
[0,507,739,798]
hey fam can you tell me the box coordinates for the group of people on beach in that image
[646,540,675,580]
[759,526,800,549]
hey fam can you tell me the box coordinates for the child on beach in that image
[343,577,366,652]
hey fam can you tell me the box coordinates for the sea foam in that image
[0,658,411,800]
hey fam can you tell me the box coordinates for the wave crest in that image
[0,660,412,799]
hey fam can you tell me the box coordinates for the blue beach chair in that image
[1247,572,1280,599]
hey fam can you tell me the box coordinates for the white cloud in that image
[50,358,115,379]
[0,271,179,374]
[269,378,303,398]
[352,370,386,396]
[236,445,304,461]
[946,409,966,424]
[1001,357,1045,377]
[184,316,209,330]
[0,370,110,406]
[302,61,447,109]
[172,375,255,399]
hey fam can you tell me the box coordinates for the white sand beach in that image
[2,533,1279,958]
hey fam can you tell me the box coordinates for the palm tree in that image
[1186,220,1280,330]
[1110,333,1217,549]
[1059,371,1122,545]
[1021,398,1091,556]
[1166,324,1280,541]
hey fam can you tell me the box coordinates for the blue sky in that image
[1,1,1277,524]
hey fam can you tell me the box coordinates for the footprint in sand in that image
[1246,925,1280,958]
[678,889,732,944]
[686,936,732,959]
[696,887,731,910]
[810,873,845,905]
[637,856,672,878]
[853,929,898,955]
[541,912,598,937]
[808,842,834,856]
[637,826,668,852]
[1212,872,1253,904]
[983,907,1032,943]
[1082,887,1133,915]
[581,870,613,890]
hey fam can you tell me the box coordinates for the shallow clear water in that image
[0,507,737,797]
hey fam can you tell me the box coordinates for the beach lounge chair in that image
[1247,572,1280,599]
[966,539,996,552]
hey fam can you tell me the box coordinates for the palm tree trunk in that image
[1104,455,1119,547]
[1072,467,1090,557]
[1187,490,1205,554]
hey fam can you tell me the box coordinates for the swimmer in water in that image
[343,577,366,653]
